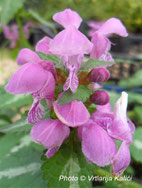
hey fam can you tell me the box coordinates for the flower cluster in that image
[5,9,135,176]
[0,22,34,48]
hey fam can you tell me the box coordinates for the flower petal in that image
[35,36,51,54]
[27,98,44,124]
[53,100,90,127]
[50,26,93,56]
[112,142,130,176]
[63,66,79,93]
[32,71,55,100]
[107,92,133,143]
[91,111,114,130]
[127,118,135,134]
[90,32,111,59]
[98,18,128,37]
[82,120,117,166]
[39,60,57,80]
[17,48,40,65]
[53,8,82,29]
[30,119,70,157]
[5,63,49,95]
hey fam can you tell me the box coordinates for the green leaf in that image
[133,106,142,123]
[29,9,55,29]
[58,85,93,105]
[37,52,65,70]
[128,92,142,105]
[80,59,115,72]
[0,0,25,25]
[41,140,95,188]
[0,119,32,134]
[119,70,142,88]
[130,127,142,163]
[0,93,32,109]
[0,133,46,188]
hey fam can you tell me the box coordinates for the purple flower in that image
[31,119,70,158]
[89,67,110,83]
[90,18,128,62]
[107,92,134,143]
[90,90,110,105]
[53,95,90,127]
[81,119,117,166]
[23,22,34,39]
[88,21,105,37]
[3,24,19,48]
[49,9,93,93]
[78,92,135,175]
[5,47,56,124]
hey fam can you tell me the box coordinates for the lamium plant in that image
[5,8,135,187]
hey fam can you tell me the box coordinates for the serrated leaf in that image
[0,133,46,188]
[0,0,25,25]
[130,127,142,163]
[58,85,93,105]
[41,140,95,188]
[80,59,115,72]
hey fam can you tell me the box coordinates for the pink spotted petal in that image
[63,67,79,93]
[39,60,57,80]
[98,18,128,37]
[53,100,90,127]
[91,103,113,130]
[82,120,117,166]
[53,8,82,29]
[27,99,44,124]
[90,32,111,59]
[32,70,55,100]
[99,52,114,63]
[112,142,130,176]
[5,63,49,95]
[35,36,51,54]
[91,111,114,130]
[50,26,93,56]
[30,119,70,157]
[17,48,40,65]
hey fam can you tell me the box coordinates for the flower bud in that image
[89,67,110,83]
[90,90,110,105]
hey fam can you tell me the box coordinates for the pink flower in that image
[49,9,93,93]
[88,21,104,37]
[90,18,128,62]
[53,94,90,127]
[107,92,135,143]
[5,46,56,124]
[81,119,117,166]
[23,22,34,39]
[3,24,19,48]
[31,119,70,158]
[78,92,135,175]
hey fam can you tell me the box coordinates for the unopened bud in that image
[89,67,110,83]
[90,90,110,105]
